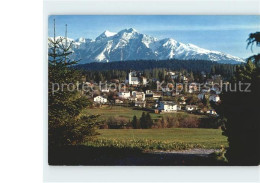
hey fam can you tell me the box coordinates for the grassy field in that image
[85,128,228,151]
[83,106,226,151]
[50,128,228,165]
[84,105,205,120]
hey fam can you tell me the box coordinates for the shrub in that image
[106,116,132,129]
[179,116,199,128]
[156,113,200,128]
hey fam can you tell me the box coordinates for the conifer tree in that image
[216,32,260,165]
[139,112,146,129]
[48,19,99,146]
[145,113,153,129]
[132,115,140,129]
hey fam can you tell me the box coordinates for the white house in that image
[157,101,178,113]
[181,76,188,81]
[118,91,131,99]
[177,105,182,110]
[135,101,146,108]
[167,72,178,80]
[145,90,153,97]
[179,101,186,105]
[207,109,217,115]
[94,96,107,104]
[115,99,124,104]
[132,91,145,101]
[188,88,194,93]
[185,105,197,112]
[153,92,162,99]
[128,96,137,101]
[145,90,153,94]
[209,94,220,102]
[101,89,109,93]
[167,71,176,76]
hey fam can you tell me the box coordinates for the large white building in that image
[128,71,147,85]
[94,96,107,104]
[128,71,140,85]
[157,101,178,113]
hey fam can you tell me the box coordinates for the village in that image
[83,70,224,117]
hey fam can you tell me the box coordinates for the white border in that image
[43,0,260,182]
[44,0,260,14]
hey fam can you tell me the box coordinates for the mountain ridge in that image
[49,28,245,64]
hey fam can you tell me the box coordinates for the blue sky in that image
[48,15,260,59]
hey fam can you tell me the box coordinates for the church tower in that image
[128,71,132,84]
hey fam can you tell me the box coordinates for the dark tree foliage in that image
[132,115,140,129]
[210,64,236,79]
[145,113,153,129]
[216,32,260,165]
[202,95,210,108]
[75,59,240,83]
[139,112,146,129]
[48,21,99,146]
[139,112,153,129]
[79,65,239,84]
[247,32,260,66]
[75,59,240,76]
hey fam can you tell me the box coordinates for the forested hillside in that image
[75,59,239,79]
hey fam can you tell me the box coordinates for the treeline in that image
[79,67,236,84]
[132,112,153,129]
[100,112,221,130]
[82,68,173,83]
[75,59,218,72]
[100,112,153,129]
[210,64,237,79]
[75,59,240,81]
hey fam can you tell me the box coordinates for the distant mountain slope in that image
[50,28,245,64]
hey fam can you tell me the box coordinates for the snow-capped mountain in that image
[49,28,245,64]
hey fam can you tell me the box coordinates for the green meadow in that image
[85,128,228,151]
[84,105,204,120]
